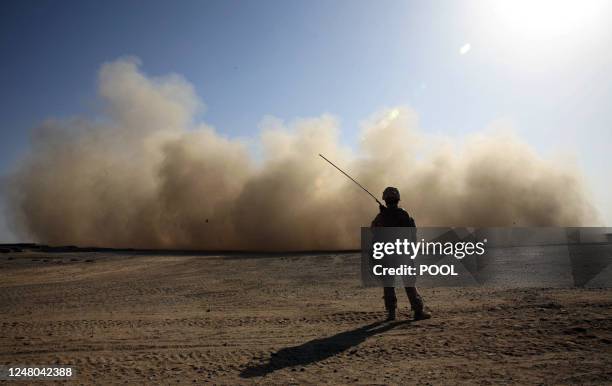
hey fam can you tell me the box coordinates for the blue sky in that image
[1,0,611,241]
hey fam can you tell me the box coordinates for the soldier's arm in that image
[407,215,416,228]
[371,213,383,228]
[400,209,416,227]
[403,212,417,242]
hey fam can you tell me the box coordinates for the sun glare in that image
[490,0,608,39]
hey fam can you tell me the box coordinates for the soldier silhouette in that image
[371,187,431,321]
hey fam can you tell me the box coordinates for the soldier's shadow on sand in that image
[240,319,411,378]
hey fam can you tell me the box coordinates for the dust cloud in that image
[3,58,599,250]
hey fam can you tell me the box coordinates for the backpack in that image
[381,207,416,227]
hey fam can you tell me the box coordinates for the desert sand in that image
[0,247,610,384]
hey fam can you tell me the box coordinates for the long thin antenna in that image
[319,154,382,206]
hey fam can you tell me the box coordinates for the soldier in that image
[371,187,431,321]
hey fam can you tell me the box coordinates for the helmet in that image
[382,186,400,202]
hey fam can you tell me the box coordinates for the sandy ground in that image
[0,249,610,385]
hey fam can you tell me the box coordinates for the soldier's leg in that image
[404,287,423,311]
[383,287,397,320]
[405,287,431,320]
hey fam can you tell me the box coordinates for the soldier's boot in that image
[383,287,397,321]
[413,309,431,321]
[406,287,431,321]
